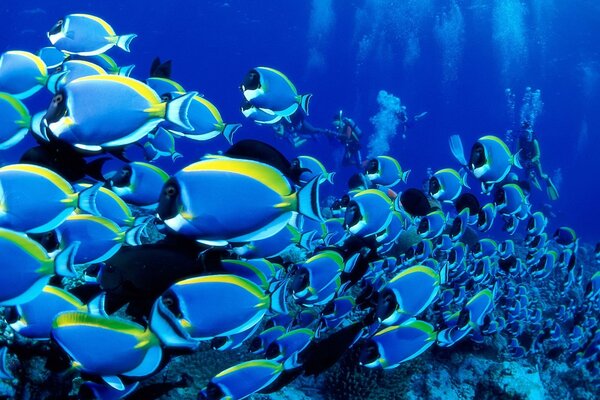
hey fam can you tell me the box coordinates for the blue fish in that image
[429,168,467,202]
[494,183,528,216]
[231,224,304,259]
[360,320,437,369]
[377,265,440,325]
[0,93,31,150]
[199,360,283,400]
[56,214,144,265]
[146,77,185,96]
[468,135,521,192]
[554,226,578,249]
[212,323,262,352]
[52,311,162,390]
[74,183,144,228]
[73,53,135,76]
[0,51,49,99]
[266,328,315,368]
[241,100,283,125]
[37,46,67,69]
[345,189,393,238]
[417,210,446,239]
[0,164,99,233]
[150,275,270,348]
[0,228,78,306]
[472,238,497,259]
[498,239,516,258]
[48,14,137,56]
[464,289,494,327]
[47,59,107,92]
[144,127,182,162]
[43,75,196,152]
[291,251,343,306]
[476,202,497,232]
[294,155,335,185]
[365,155,410,188]
[527,211,548,236]
[157,156,322,245]
[585,271,600,300]
[108,162,170,207]
[241,67,311,117]
[165,93,241,144]
[11,285,86,339]
[249,326,287,354]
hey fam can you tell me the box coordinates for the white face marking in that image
[473,164,490,179]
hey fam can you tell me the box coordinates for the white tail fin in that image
[165,91,197,131]
[116,34,137,52]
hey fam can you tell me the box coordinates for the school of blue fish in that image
[0,13,598,400]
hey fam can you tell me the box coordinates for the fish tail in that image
[118,64,136,77]
[298,94,313,115]
[54,241,80,277]
[116,34,137,52]
[268,279,289,315]
[460,169,470,189]
[402,169,411,183]
[124,223,146,246]
[296,175,323,222]
[222,123,242,145]
[171,151,183,162]
[326,171,336,184]
[77,182,102,215]
[165,91,197,131]
[511,151,523,169]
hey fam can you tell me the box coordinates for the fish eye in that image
[161,291,183,318]
[53,93,63,104]
[166,185,177,197]
[57,19,63,25]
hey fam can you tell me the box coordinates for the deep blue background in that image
[2,1,599,243]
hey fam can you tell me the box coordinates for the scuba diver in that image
[273,109,330,148]
[399,105,428,139]
[330,110,363,167]
[516,121,559,200]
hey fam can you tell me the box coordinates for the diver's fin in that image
[449,135,467,166]
[546,178,559,201]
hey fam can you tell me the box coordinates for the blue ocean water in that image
[2,0,599,240]
[1,2,599,399]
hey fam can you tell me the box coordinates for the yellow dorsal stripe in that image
[193,96,222,121]
[183,158,291,195]
[258,67,297,93]
[75,75,159,104]
[0,228,48,262]
[390,265,439,283]
[0,92,30,119]
[71,14,116,36]
[7,51,46,75]
[176,274,267,301]
[1,164,73,195]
